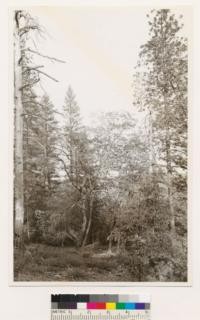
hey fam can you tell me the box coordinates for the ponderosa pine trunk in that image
[148,110,154,175]
[14,12,24,236]
[165,127,176,237]
[163,92,176,239]
[160,11,176,240]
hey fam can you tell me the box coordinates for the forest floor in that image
[14,243,133,282]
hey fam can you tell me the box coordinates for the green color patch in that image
[116,303,126,309]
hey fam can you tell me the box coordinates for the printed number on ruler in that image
[51,309,151,320]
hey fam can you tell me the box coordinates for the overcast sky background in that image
[25,6,192,124]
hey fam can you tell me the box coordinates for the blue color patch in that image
[125,303,136,309]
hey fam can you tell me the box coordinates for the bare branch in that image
[19,26,39,37]
[19,78,40,91]
[22,65,44,73]
[58,157,83,193]
[25,48,66,64]
[54,145,71,159]
[27,136,46,150]
[22,100,45,107]
[52,110,65,117]
[37,69,59,82]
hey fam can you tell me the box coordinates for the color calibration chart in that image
[51,294,151,320]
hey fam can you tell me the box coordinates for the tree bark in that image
[81,194,94,247]
[14,13,24,236]
[164,95,176,239]
[160,12,176,240]
[81,193,87,244]
[165,134,176,236]
[148,110,154,175]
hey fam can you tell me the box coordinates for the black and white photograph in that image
[13,5,190,282]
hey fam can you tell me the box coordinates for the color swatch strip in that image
[51,295,150,310]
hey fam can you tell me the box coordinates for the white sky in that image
[26,6,192,123]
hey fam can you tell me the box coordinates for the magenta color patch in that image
[87,302,97,309]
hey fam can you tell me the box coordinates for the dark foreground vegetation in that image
[14,242,186,282]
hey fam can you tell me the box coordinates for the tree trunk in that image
[148,110,154,175]
[116,234,121,253]
[14,14,24,236]
[160,13,176,240]
[81,193,87,244]
[164,97,176,239]
[81,194,94,247]
[107,234,113,253]
[166,138,176,236]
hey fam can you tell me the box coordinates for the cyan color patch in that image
[125,303,136,309]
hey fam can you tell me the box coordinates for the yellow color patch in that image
[106,303,116,310]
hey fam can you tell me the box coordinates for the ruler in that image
[51,309,150,320]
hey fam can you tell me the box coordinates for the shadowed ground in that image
[14,244,133,282]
